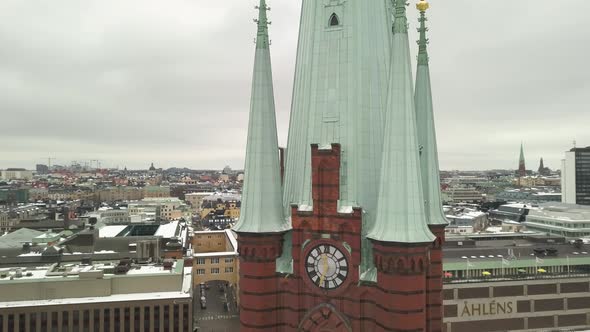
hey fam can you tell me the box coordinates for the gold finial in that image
[416,0,429,12]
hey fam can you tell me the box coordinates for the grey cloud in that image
[0,0,589,171]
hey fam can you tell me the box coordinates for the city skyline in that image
[1,0,589,170]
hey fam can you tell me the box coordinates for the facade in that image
[143,185,171,198]
[192,230,239,287]
[235,1,446,331]
[199,194,241,220]
[128,197,187,222]
[442,187,484,204]
[0,169,33,181]
[28,188,48,201]
[523,202,590,239]
[184,192,214,211]
[441,234,590,331]
[0,188,29,204]
[496,189,561,203]
[96,187,144,203]
[562,146,590,205]
[0,259,192,332]
[445,211,487,234]
[0,211,16,233]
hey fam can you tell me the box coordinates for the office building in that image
[562,146,590,205]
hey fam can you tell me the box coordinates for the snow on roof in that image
[0,290,190,309]
[98,225,127,238]
[154,221,179,238]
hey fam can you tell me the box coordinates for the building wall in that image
[143,186,171,198]
[193,255,238,286]
[443,277,590,332]
[0,298,192,332]
[0,273,182,302]
[0,170,33,180]
[575,149,590,205]
[192,231,238,287]
[562,152,577,204]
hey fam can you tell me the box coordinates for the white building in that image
[0,169,33,181]
[523,202,590,239]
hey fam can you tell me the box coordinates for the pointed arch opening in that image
[329,13,340,26]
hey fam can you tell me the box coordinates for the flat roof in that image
[0,267,192,309]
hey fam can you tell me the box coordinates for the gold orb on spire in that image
[416,0,429,12]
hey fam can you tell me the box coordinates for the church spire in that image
[255,0,270,49]
[234,0,289,233]
[415,0,447,226]
[518,142,526,177]
[368,0,435,243]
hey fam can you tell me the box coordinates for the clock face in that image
[305,244,348,290]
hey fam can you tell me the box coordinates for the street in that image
[193,280,240,332]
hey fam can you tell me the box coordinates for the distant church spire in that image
[234,0,289,233]
[538,157,544,172]
[415,0,447,227]
[518,142,526,177]
[368,0,435,243]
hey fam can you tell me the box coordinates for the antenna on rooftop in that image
[573,140,577,148]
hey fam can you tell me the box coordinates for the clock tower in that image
[235,0,446,331]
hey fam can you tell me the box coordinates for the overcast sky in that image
[1,0,589,171]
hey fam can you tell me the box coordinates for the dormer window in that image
[329,13,340,26]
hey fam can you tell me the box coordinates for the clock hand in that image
[319,254,328,286]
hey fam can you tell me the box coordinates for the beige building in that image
[129,197,187,222]
[199,194,241,220]
[143,186,171,198]
[514,176,561,187]
[0,212,15,233]
[0,259,192,332]
[184,192,214,212]
[96,187,144,203]
[442,187,485,203]
[0,169,33,180]
[28,188,48,201]
[192,230,238,287]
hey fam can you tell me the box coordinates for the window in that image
[210,258,219,264]
[211,268,220,274]
[225,267,234,273]
[196,258,205,265]
[225,258,234,263]
[144,307,151,330]
[329,13,339,26]
[196,269,205,275]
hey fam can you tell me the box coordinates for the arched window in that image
[329,13,339,26]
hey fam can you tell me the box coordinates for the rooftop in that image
[0,259,191,308]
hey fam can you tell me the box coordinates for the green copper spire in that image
[283,0,394,273]
[393,0,409,34]
[415,1,447,226]
[255,0,270,49]
[368,0,435,244]
[416,1,429,65]
[234,0,289,234]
